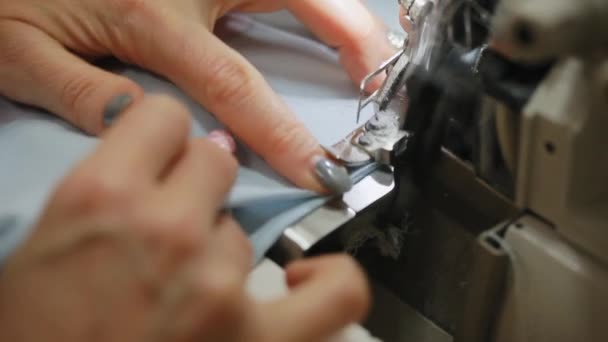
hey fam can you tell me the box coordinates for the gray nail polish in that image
[314,157,353,195]
[103,94,133,127]
[0,215,17,237]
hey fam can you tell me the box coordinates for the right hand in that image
[0,96,370,342]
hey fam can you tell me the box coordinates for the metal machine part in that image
[270,0,608,341]
[326,125,409,168]
[325,50,410,168]
[326,0,437,169]
[311,149,519,341]
[268,166,395,266]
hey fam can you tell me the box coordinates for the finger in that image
[156,217,251,342]
[142,23,345,193]
[207,130,237,154]
[179,217,252,341]
[286,0,398,91]
[261,255,371,342]
[163,137,238,216]
[0,20,143,135]
[92,96,192,181]
[205,215,253,277]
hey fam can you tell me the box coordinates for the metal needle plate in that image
[269,167,395,262]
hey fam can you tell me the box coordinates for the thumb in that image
[259,255,371,342]
[0,20,143,135]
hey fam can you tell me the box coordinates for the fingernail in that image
[208,130,236,153]
[103,94,133,127]
[313,156,352,195]
[0,215,17,237]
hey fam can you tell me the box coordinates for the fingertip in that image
[286,0,398,92]
[285,259,315,288]
[288,151,329,194]
[256,121,333,194]
[312,155,352,195]
[102,93,135,128]
[76,74,145,135]
[295,171,329,195]
[335,257,371,322]
[280,152,353,196]
[286,255,371,321]
[339,25,401,93]
[262,126,352,195]
[207,130,237,154]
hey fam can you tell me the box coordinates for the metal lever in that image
[357,49,406,123]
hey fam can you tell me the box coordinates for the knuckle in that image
[0,27,27,67]
[185,281,243,336]
[54,167,132,215]
[220,216,253,262]
[59,75,98,117]
[148,95,192,134]
[139,210,204,254]
[114,0,146,13]
[265,119,312,156]
[105,0,170,65]
[193,139,238,180]
[165,214,204,251]
[198,276,243,319]
[203,58,255,106]
[111,0,161,24]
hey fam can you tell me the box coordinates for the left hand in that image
[0,0,396,193]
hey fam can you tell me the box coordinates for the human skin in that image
[0,96,371,342]
[0,2,390,339]
[0,0,395,193]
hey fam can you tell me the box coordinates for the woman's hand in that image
[0,0,395,193]
[0,96,370,341]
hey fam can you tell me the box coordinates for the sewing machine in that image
[268,0,608,341]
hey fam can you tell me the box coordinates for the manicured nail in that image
[0,215,17,237]
[103,94,133,127]
[313,156,352,195]
[208,130,236,153]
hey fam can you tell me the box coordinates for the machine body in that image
[270,1,608,341]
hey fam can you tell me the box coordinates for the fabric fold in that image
[0,9,386,263]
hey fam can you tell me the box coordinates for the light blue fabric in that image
[0,3,398,263]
